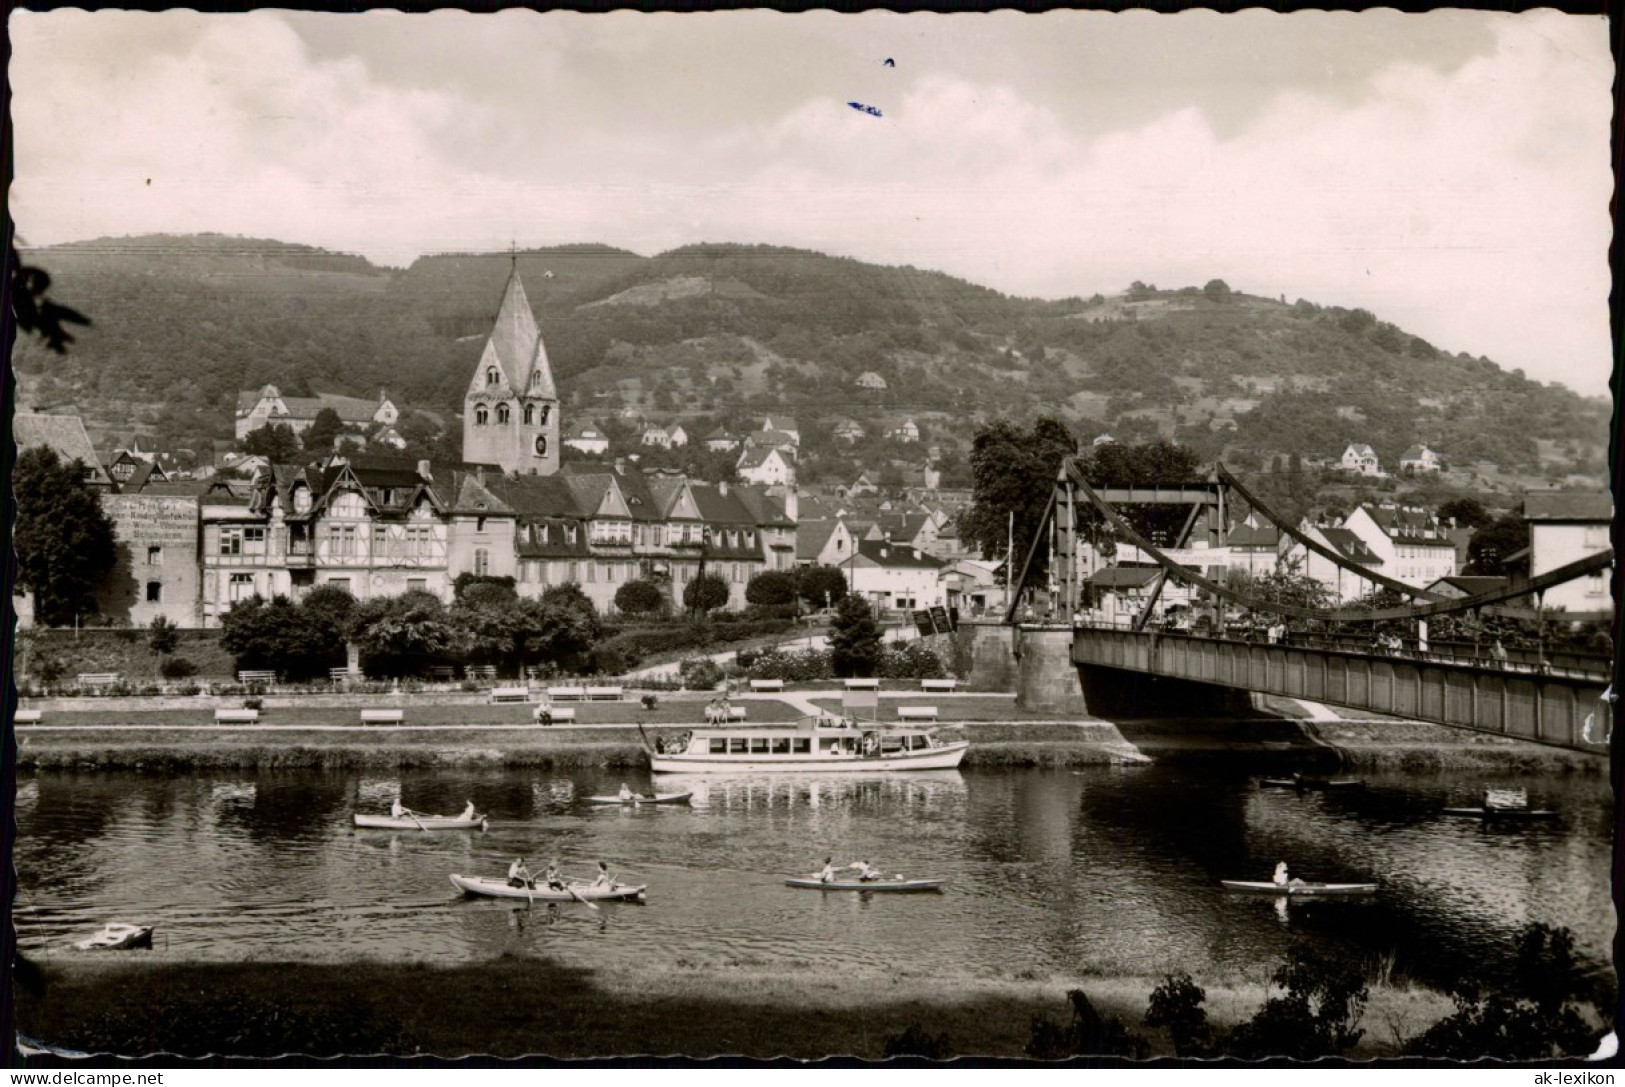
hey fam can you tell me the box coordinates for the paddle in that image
[563,876,600,911]
[401,807,430,834]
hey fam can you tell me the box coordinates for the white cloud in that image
[9,10,1611,395]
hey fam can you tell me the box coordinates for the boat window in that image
[710,738,728,754]
[729,738,748,754]
[823,738,845,753]
[793,738,811,754]
[750,738,770,754]
[771,738,791,754]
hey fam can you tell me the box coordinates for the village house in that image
[1341,503,1458,588]
[1281,522,1386,602]
[831,419,865,444]
[844,539,945,613]
[855,372,888,392]
[703,428,740,453]
[1338,443,1382,476]
[736,442,795,486]
[760,415,800,446]
[235,385,399,441]
[562,421,610,455]
[1522,491,1612,616]
[1225,519,1284,578]
[797,519,855,569]
[1399,444,1444,473]
[15,413,114,488]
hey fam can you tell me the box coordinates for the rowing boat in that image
[74,923,154,951]
[784,877,944,893]
[1261,777,1364,790]
[354,812,488,830]
[1442,806,1559,820]
[1221,880,1376,896]
[448,873,647,901]
[584,791,693,806]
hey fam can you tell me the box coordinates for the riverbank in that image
[15,956,1463,1061]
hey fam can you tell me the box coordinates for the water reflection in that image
[13,765,1611,993]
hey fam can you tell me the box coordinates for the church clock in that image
[533,435,548,456]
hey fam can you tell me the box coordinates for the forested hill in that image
[12,235,1607,481]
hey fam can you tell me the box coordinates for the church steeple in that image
[463,265,560,476]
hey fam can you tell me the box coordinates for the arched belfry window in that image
[539,404,552,424]
[496,403,511,425]
[523,403,535,425]
[475,406,489,426]
[486,368,499,387]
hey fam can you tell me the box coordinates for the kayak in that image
[785,877,945,893]
[355,812,488,830]
[1442,807,1559,820]
[448,873,647,902]
[1221,880,1376,896]
[1262,778,1364,790]
[75,923,154,951]
[584,792,693,806]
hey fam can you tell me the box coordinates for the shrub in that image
[683,573,730,615]
[1144,972,1212,1057]
[883,1023,953,1060]
[586,646,634,676]
[742,648,833,682]
[679,657,725,690]
[160,656,198,679]
[745,571,798,609]
[243,698,264,711]
[1223,945,1368,1060]
[614,578,666,616]
[880,641,949,680]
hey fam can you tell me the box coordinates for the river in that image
[14,764,1614,992]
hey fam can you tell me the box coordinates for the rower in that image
[618,783,634,801]
[1273,861,1304,887]
[390,799,405,818]
[508,857,533,889]
[460,800,476,819]
[816,856,837,883]
[543,860,566,892]
[591,860,616,889]
[848,859,882,882]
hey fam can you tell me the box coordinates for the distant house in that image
[1523,491,1612,615]
[563,422,610,455]
[1399,444,1444,473]
[703,428,740,453]
[855,372,888,391]
[797,518,855,568]
[14,413,113,488]
[1283,523,1384,602]
[235,384,398,441]
[831,419,864,444]
[1226,519,1283,577]
[941,557,1005,616]
[641,424,673,449]
[367,425,407,451]
[887,418,921,444]
[761,416,800,446]
[665,423,689,449]
[1342,503,1457,587]
[847,539,945,611]
[737,443,795,486]
[1092,434,1116,447]
[1424,574,1509,601]
[1338,443,1382,476]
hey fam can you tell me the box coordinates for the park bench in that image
[843,677,881,691]
[533,705,577,725]
[215,708,259,723]
[428,666,457,681]
[329,667,354,684]
[14,709,42,723]
[920,678,958,692]
[749,678,786,692]
[76,673,120,689]
[548,686,587,702]
[360,709,403,724]
[467,665,498,681]
[585,686,625,701]
[726,705,747,722]
[490,687,531,704]
[237,670,278,686]
[897,706,939,722]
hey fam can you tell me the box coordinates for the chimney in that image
[417,459,433,482]
[718,480,729,496]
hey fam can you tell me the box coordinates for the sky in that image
[8,9,1615,396]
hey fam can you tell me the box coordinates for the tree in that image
[147,615,180,657]
[745,571,798,610]
[347,590,463,676]
[962,417,1076,581]
[829,594,883,678]
[795,565,849,610]
[302,407,345,454]
[1467,514,1528,576]
[241,423,304,463]
[684,572,731,615]
[220,595,330,679]
[300,584,357,666]
[1437,497,1493,530]
[532,584,603,668]
[13,446,118,626]
[1202,278,1232,302]
[614,578,666,616]
[1144,972,1213,1057]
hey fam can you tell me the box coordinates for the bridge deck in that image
[1071,627,1612,754]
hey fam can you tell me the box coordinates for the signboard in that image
[912,610,936,637]
[930,605,953,633]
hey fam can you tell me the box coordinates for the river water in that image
[14,765,1615,991]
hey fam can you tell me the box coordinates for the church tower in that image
[463,266,560,476]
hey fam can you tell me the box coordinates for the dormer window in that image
[475,406,489,426]
[486,368,499,387]
[496,403,511,425]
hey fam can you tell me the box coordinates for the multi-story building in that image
[845,539,945,612]
[1342,503,1458,588]
[1523,491,1611,616]
[235,385,398,441]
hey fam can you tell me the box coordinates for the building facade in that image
[1524,491,1612,615]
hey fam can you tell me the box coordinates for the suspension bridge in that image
[997,458,1614,754]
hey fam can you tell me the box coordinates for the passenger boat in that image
[354,809,488,831]
[784,877,944,893]
[644,717,968,774]
[74,923,154,951]
[584,791,693,806]
[1442,806,1559,820]
[1221,880,1377,897]
[448,874,647,902]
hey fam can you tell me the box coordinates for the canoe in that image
[448,873,647,902]
[584,792,693,806]
[1442,807,1559,820]
[74,923,154,951]
[355,813,488,830]
[1221,880,1376,897]
[1262,778,1364,790]
[785,877,945,893]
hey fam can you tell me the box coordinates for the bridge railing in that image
[1068,620,1612,681]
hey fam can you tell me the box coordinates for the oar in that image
[402,807,430,834]
[564,879,600,911]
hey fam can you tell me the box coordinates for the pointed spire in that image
[481,265,541,391]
